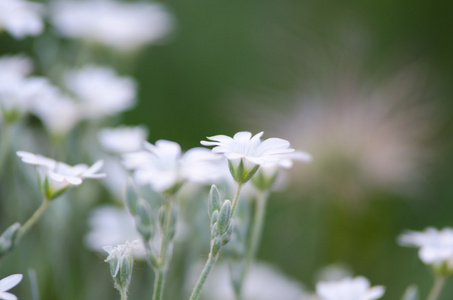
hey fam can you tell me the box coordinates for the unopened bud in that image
[221,222,234,246]
[135,198,154,241]
[0,223,21,257]
[208,185,221,218]
[218,200,232,234]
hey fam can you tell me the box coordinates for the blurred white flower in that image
[316,276,385,300]
[64,65,136,119]
[0,75,50,122]
[85,206,146,258]
[52,0,173,52]
[104,240,139,272]
[31,85,81,136]
[123,140,223,193]
[16,151,105,199]
[0,54,33,79]
[194,262,315,300]
[99,126,148,154]
[0,0,43,39]
[399,227,453,267]
[0,274,23,300]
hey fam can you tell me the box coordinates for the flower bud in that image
[0,223,21,257]
[208,185,221,219]
[135,198,154,241]
[210,210,219,228]
[125,177,139,215]
[211,237,222,257]
[221,222,234,246]
[218,200,232,234]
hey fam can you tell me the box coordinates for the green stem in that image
[0,122,13,175]
[426,275,446,300]
[190,253,219,300]
[230,183,243,217]
[238,190,270,297]
[120,288,128,300]
[16,197,50,243]
[152,269,165,300]
[152,194,175,300]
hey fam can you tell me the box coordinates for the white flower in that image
[0,274,23,300]
[16,151,105,199]
[103,240,140,273]
[0,0,43,39]
[64,65,136,119]
[316,276,385,300]
[192,262,314,300]
[52,0,173,52]
[85,206,146,259]
[123,140,223,193]
[0,76,50,122]
[31,86,81,136]
[201,131,295,183]
[398,227,453,267]
[99,126,148,154]
[0,55,33,79]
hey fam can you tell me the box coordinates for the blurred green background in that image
[2,0,453,299]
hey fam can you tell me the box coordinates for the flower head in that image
[17,151,105,199]
[0,0,43,39]
[123,140,223,193]
[399,227,453,273]
[201,131,295,183]
[64,65,136,119]
[103,240,139,292]
[0,274,23,300]
[52,0,173,52]
[316,276,385,300]
[99,126,148,154]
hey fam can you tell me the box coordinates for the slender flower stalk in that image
[16,196,50,243]
[230,182,243,217]
[120,288,128,300]
[426,275,446,300]
[152,193,176,300]
[238,190,270,292]
[190,253,218,300]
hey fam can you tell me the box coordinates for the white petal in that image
[363,286,385,300]
[0,292,18,300]
[203,134,234,144]
[0,274,22,292]
[255,138,292,156]
[233,131,252,142]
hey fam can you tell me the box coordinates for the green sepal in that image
[208,185,221,219]
[218,200,231,234]
[0,223,21,257]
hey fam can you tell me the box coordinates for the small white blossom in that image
[0,0,43,39]
[399,227,453,267]
[195,262,314,300]
[0,55,33,79]
[31,86,81,136]
[0,274,22,300]
[99,126,148,154]
[201,131,295,183]
[64,65,136,119]
[17,151,105,199]
[103,240,140,274]
[316,276,385,300]
[123,140,223,193]
[52,0,173,52]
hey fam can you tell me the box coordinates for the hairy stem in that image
[190,253,219,300]
[230,183,243,217]
[16,197,50,243]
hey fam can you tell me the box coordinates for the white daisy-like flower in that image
[201,131,295,183]
[52,0,173,52]
[398,227,453,268]
[0,0,43,39]
[16,151,105,199]
[316,276,385,300]
[123,140,223,193]
[31,86,81,136]
[0,55,33,79]
[64,65,136,119]
[85,206,146,259]
[192,262,314,300]
[0,274,22,300]
[99,126,148,154]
